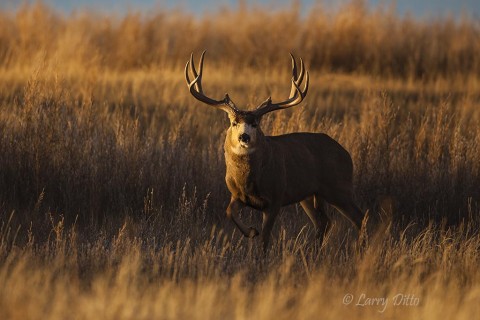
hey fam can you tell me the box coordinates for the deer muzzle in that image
[239,133,251,144]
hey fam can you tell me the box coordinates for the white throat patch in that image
[230,145,256,155]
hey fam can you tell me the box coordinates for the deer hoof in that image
[248,227,259,238]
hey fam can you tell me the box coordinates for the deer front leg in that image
[226,198,259,238]
[261,208,279,252]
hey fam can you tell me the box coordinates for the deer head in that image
[185,51,309,154]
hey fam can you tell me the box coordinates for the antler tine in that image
[185,59,191,85]
[288,55,306,99]
[297,58,305,86]
[255,54,309,117]
[289,53,298,99]
[189,52,201,92]
[185,51,238,113]
[283,74,306,106]
[303,69,309,96]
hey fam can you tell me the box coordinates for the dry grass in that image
[1,217,480,319]
[1,1,480,78]
[0,1,480,319]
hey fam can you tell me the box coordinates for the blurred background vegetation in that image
[1,1,480,77]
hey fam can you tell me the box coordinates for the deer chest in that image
[225,171,268,210]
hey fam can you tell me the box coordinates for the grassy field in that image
[0,1,480,319]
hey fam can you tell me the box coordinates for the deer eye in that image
[232,122,238,127]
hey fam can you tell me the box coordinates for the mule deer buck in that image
[185,51,364,251]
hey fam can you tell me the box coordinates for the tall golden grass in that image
[1,1,480,78]
[0,1,479,319]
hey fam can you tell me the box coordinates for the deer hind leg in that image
[300,196,331,241]
[226,198,259,238]
[328,195,364,231]
[328,195,368,251]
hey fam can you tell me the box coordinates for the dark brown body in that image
[224,130,364,250]
[226,132,354,208]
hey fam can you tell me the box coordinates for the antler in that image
[254,54,309,117]
[185,51,240,114]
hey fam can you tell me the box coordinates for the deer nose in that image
[239,133,250,143]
